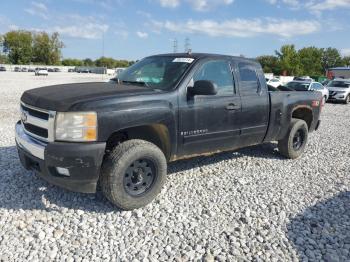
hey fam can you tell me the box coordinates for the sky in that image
[1,0,350,60]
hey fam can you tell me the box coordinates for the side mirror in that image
[189,80,217,96]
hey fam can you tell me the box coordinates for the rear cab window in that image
[237,61,264,95]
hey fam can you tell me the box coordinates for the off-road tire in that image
[100,139,167,210]
[278,118,309,159]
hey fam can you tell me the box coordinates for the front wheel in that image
[278,118,309,159]
[100,139,167,210]
[345,95,350,104]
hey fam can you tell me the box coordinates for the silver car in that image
[286,81,329,104]
[327,79,350,104]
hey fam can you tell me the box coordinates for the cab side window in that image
[193,60,234,96]
[238,62,259,95]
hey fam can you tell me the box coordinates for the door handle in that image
[226,103,240,111]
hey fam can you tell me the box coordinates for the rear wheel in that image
[100,139,167,210]
[278,118,309,159]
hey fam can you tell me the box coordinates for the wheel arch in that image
[106,124,172,161]
[291,106,313,130]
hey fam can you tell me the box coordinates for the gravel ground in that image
[0,72,349,261]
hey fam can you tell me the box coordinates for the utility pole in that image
[173,38,178,53]
[102,32,105,58]
[102,31,107,78]
[184,37,191,53]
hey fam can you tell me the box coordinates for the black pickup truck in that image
[16,53,322,210]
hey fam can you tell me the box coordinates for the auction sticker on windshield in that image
[173,58,194,63]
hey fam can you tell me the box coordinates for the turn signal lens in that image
[84,127,97,141]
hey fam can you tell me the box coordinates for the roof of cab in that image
[149,53,258,64]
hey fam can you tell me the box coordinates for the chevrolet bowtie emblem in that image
[21,111,28,124]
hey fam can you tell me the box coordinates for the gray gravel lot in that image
[0,72,349,261]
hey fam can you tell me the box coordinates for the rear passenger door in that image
[235,61,269,146]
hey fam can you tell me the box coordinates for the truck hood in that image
[21,82,157,111]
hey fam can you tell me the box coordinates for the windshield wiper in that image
[121,80,150,87]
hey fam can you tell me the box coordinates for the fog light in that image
[56,167,70,177]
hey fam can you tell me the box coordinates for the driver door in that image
[178,59,242,157]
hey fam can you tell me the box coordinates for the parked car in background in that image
[68,68,75,72]
[14,67,20,72]
[294,76,313,82]
[286,81,329,103]
[48,68,54,72]
[21,67,28,72]
[115,68,125,76]
[327,79,350,104]
[266,78,283,88]
[54,68,61,72]
[0,66,6,71]
[108,77,119,83]
[35,68,48,76]
[322,79,331,86]
[28,68,35,72]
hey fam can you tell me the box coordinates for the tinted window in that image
[238,62,259,95]
[193,60,234,95]
[328,81,350,88]
[239,63,258,82]
[286,81,310,91]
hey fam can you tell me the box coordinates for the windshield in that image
[286,82,310,91]
[118,56,194,90]
[327,81,350,88]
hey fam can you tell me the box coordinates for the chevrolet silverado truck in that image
[16,53,322,210]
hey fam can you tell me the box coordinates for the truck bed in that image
[264,90,322,143]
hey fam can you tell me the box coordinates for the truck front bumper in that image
[15,121,106,193]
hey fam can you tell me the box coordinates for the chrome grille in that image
[20,102,56,142]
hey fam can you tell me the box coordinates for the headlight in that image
[55,112,97,142]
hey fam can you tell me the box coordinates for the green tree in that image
[341,56,350,67]
[275,45,302,76]
[321,47,342,72]
[94,57,131,68]
[32,32,63,65]
[2,30,33,64]
[83,58,95,66]
[298,47,323,76]
[114,59,130,68]
[256,55,281,75]
[49,32,64,65]
[95,57,116,68]
[0,54,9,64]
[61,58,83,66]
